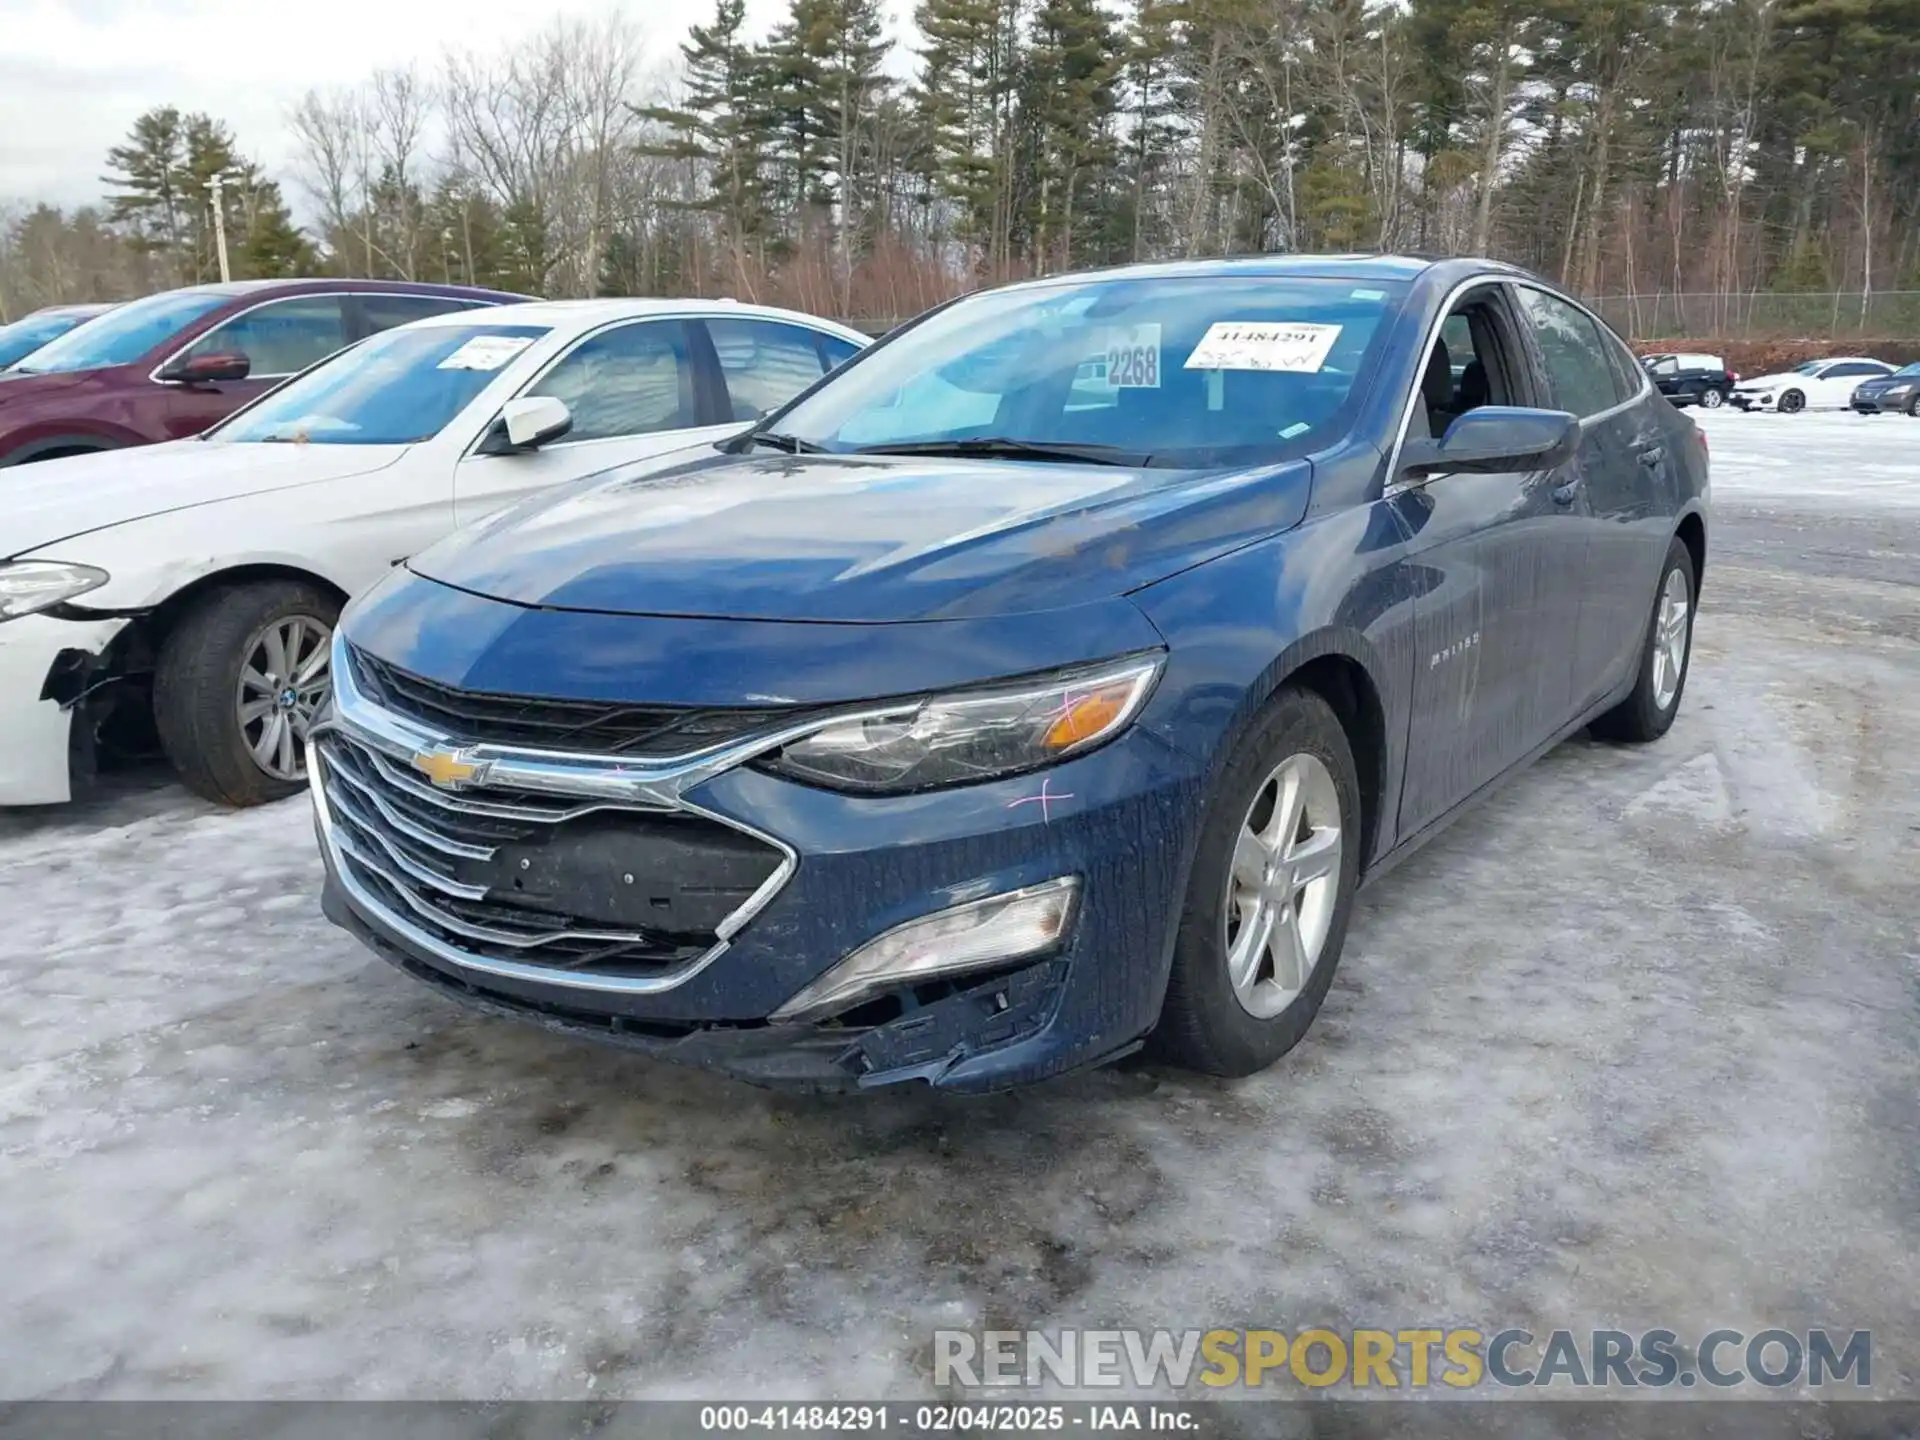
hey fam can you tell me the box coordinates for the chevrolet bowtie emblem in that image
[411,747,486,789]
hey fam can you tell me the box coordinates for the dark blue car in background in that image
[311,256,1709,1093]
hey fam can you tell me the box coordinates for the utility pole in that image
[209,170,235,282]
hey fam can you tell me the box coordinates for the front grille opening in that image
[348,645,812,759]
[317,729,784,982]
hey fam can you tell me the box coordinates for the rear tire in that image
[153,580,341,807]
[1591,538,1695,745]
[1150,686,1361,1078]
[1699,386,1725,409]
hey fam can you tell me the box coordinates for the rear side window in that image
[359,294,485,335]
[819,333,863,371]
[184,296,349,378]
[709,318,829,420]
[1514,288,1621,418]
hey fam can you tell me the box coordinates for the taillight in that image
[1730,371,1740,382]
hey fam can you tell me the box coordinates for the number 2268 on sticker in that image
[1102,324,1162,388]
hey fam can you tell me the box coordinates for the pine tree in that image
[634,0,776,284]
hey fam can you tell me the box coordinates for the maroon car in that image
[0,279,531,467]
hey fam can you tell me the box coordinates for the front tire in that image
[1777,388,1806,414]
[1151,687,1361,1077]
[1907,394,1920,418]
[1590,538,1695,745]
[153,580,341,807]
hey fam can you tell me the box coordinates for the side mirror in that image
[1401,406,1580,477]
[482,396,573,454]
[157,351,251,385]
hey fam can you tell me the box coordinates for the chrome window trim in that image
[309,629,910,997]
[147,291,486,387]
[1383,273,1649,496]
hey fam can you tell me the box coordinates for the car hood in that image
[3,440,409,557]
[1739,371,1813,389]
[407,448,1315,623]
[1852,374,1911,393]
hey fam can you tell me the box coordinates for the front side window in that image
[9,290,227,374]
[767,276,1405,468]
[1514,288,1620,418]
[711,318,831,420]
[183,296,349,377]
[212,323,551,445]
[526,321,694,442]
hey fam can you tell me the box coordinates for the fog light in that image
[771,877,1080,1022]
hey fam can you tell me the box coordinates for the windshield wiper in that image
[852,437,1148,466]
[733,428,826,455]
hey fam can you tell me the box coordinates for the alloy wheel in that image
[1222,752,1343,1019]
[1650,567,1692,712]
[1700,387,1724,409]
[237,615,333,781]
[1779,389,1805,414]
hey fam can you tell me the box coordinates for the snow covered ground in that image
[1697,404,1920,511]
[2,413,1916,1402]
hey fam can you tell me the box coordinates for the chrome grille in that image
[347,645,811,758]
[315,729,784,982]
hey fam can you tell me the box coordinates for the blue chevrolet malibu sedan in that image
[311,256,1709,1093]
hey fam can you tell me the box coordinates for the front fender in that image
[1128,493,1417,862]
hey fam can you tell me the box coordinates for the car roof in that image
[400,296,867,335]
[152,278,531,302]
[978,253,1559,305]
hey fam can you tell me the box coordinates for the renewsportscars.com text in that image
[933,1327,1871,1391]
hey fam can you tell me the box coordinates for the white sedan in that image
[0,298,868,806]
[1730,356,1894,413]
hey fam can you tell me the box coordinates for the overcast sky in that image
[0,0,889,217]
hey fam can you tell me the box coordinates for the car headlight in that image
[0,560,109,622]
[760,653,1163,794]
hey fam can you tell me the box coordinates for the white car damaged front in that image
[0,297,868,808]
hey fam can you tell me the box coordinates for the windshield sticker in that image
[1350,288,1387,301]
[1184,322,1343,374]
[1101,323,1162,388]
[437,335,535,372]
[1279,421,1312,438]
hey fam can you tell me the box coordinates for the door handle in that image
[1637,445,1665,467]
[1551,475,1583,506]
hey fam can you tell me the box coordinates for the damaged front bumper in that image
[0,612,130,805]
[323,872,1125,1093]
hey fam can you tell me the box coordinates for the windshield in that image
[13,290,227,374]
[212,322,552,445]
[1892,362,1920,377]
[0,311,94,369]
[763,275,1406,469]
[1793,361,1825,375]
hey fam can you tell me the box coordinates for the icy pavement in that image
[2,416,1917,1400]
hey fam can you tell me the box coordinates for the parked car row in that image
[4,256,1712,1090]
[0,285,867,805]
[1639,350,1919,416]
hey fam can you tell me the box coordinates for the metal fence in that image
[1588,291,1920,342]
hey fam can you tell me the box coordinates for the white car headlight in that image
[0,560,109,622]
[761,653,1163,794]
